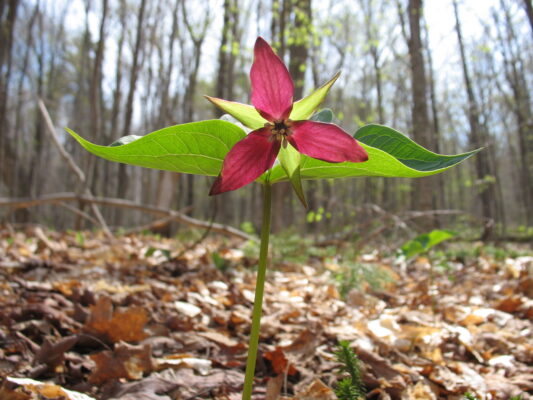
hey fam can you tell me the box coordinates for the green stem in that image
[242,182,272,400]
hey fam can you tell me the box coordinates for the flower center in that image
[266,119,293,147]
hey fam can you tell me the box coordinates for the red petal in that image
[250,37,294,121]
[287,121,368,163]
[210,128,280,195]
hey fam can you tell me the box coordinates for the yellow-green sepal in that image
[289,72,340,121]
[278,143,307,208]
[205,96,266,129]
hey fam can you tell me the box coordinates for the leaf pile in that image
[0,226,531,399]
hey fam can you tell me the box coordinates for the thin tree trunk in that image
[118,0,147,200]
[215,0,231,115]
[406,0,435,229]
[181,0,210,212]
[0,0,20,184]
[453,0,497,236]
[152,0,180,234]
[495,1,533,226]
[422,13,444,222]
[288,0,310,100]
[521,0,533,38]
[88,0,108,196]
[109,0,126,137]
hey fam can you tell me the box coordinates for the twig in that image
[0,192,253,241]
[123,205,193,235]
[58,202,100,226]
[37,98,113,238]
[123,215,177,235]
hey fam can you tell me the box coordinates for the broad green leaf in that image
[401,229,456,258]
[204,72,340,129]
[268,124,479,182]
[205,96,266,129]
[278,144,307,207]
[310,108,334,123]
[355,124,478,171]
[289,72,340,121]
[67,120,246,177]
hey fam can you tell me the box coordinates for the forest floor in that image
[0,226,532,400]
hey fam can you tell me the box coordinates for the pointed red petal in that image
[209,128,280,195]
[250,37,294,121]
[287,121,368,163]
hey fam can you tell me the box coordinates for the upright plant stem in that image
[242,182,272,400]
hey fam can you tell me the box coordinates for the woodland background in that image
[0,0,532,238]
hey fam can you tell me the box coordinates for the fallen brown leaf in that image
[84,296,148,343]
[88,342,153,384]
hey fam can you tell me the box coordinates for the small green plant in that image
[240,221,257,235]
[334,341,365,400]
[401,229,457,259]
[75,231,85,246]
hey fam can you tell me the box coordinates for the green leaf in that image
[67,120,246,177]
[310,108,334,123]
[355,124,479,171]
[268,124,479,182]
[204,72,340,129]
[402,229,457,258]
[278,144,307,207]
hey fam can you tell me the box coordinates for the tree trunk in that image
[521,0,533,39]
[453,0,498,235]
[422,13,444,222]
[288,0,310,100]
[0,0,20,183]
[110,0,126,137]
[215,0,231,116]
[153,0,180,233]
[181,0,211,212]
[272,0,311,233]
[406,0,435,229]
[118,0,147,200]
[495,1,533,226]
[88,0,108,196]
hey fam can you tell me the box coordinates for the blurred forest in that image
[0,0,532,238]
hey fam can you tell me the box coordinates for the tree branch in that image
[37,98,113,238]
[0,192,253,241]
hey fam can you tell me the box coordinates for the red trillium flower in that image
[209,37,368,195]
